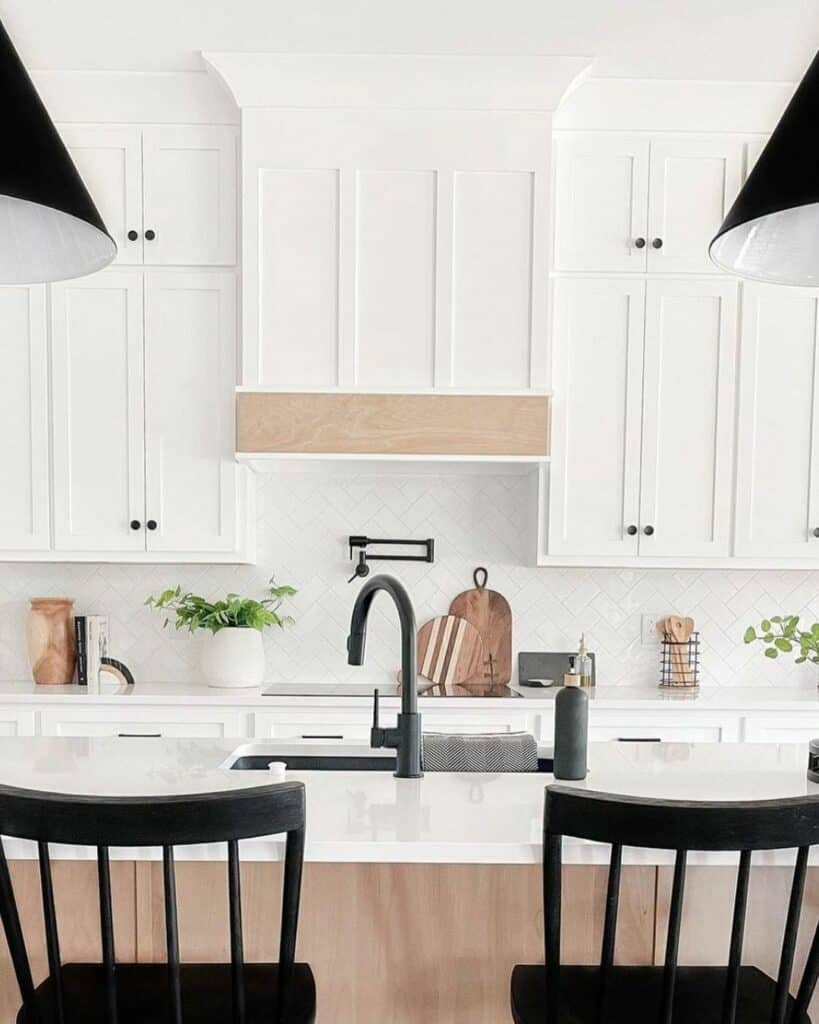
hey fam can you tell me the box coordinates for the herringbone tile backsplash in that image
[2,471,818,689]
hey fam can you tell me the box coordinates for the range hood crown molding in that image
[202,52,594,111]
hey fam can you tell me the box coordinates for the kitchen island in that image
[0,738,818,1022]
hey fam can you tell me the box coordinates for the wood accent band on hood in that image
[236,392,550,457]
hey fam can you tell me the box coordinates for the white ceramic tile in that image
[2,471,819,689]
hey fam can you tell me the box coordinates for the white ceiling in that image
[0,0,816,82]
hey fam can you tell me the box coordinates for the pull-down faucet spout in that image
[347,574,422,779]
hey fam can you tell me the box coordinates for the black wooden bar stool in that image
[511,787,819,1024]
[0,781,316,1023]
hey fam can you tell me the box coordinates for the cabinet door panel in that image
[257,167,341,388]
[355,170,436,389]
[144,271,238,554]
[242,108,548,391]
[553,135,649,272]
[735,284,819,557]
[142,126,237,266]
[253,711,373,743]
[51,272,145,552]
[647,137,742,274]
[548,279,645,557]
[639,279,738,557]
[0,286,49,551]
[40,708,244,738]
[59,125,143,264]
[451,170,535,388]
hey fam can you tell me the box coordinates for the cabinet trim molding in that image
[203,53,592,111]
[236,392,550,457]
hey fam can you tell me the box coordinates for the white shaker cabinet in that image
[548,278,646,557]
[638,279,738,557]
[553,135,650,273]
[0,286,50,553]
[554,133,742,275]
[144,271,239,554]
[59,125,144,264]
[142,127,237,267]
[735,283,819,558]
[646,137,742,275]
[50,270,246,560]
[51,271,146,553]
[548,277,738,560]
[62,124,237,267]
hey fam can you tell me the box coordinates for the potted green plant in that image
[744,615,819,680]
[146,577,296,688]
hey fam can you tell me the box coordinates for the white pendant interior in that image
[710,202,819,286]
[0,194,116,284]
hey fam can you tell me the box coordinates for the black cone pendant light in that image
[710,51,819,285]
[0,19,115,284]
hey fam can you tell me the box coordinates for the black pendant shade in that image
[0,19,115,284]
[710,50,819,285]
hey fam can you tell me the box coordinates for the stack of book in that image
[73,615,109,692]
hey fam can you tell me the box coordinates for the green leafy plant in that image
[744,615,819,665]
[146,577,296,634]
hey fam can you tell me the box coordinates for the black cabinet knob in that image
[651,237,663,249]
[634,237,646,249]
[146,519,157,531]
[130,519,141,531]
[144,229,156,241]
[626,524,638,536]
[813,527,819,538]
[127,229,138,241]
[643,525,655,536]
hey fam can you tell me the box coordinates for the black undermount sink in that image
[228,752,554,773]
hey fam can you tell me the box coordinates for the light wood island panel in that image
[3,862,817,1023]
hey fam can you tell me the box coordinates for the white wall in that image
[1,0,817,82]
[1,471,818,689]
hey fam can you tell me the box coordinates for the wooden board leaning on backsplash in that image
[236,392,550,456]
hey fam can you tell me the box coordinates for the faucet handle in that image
[370,688,386,748]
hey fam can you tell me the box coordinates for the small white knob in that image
[267,760,287,780]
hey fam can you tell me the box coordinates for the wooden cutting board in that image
[448,568,512,686]
[397,615,485,693]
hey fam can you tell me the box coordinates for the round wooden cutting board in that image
[448,568,512,686]
[397,614,485,692]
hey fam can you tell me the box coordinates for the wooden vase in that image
[27,598,76,685]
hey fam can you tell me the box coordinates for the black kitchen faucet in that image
[346,574,423,779]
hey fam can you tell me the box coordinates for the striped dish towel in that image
[422,732,539,773]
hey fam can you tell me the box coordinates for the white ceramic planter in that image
[202,627,265,689]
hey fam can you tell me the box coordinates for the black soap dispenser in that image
[553,662,588,780]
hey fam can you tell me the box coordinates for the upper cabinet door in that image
[144,271,238,554]
[647,137,743,274]
[0,286,49,551]
[60,125,144,264]
[638,279,738,557]
[142,126,237,267]
[553,134,650,273]
[548,278,646,557]
[51,271,146,553]
[735,284,819,558]
[241,108,549,391]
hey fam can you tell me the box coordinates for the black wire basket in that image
[659,632,701,689]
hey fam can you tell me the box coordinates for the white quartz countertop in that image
[0,737,816,867]
[1,680,818,710]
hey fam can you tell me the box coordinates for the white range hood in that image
[202,52,591,465]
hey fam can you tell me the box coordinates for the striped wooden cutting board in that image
[397,615,485,692]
